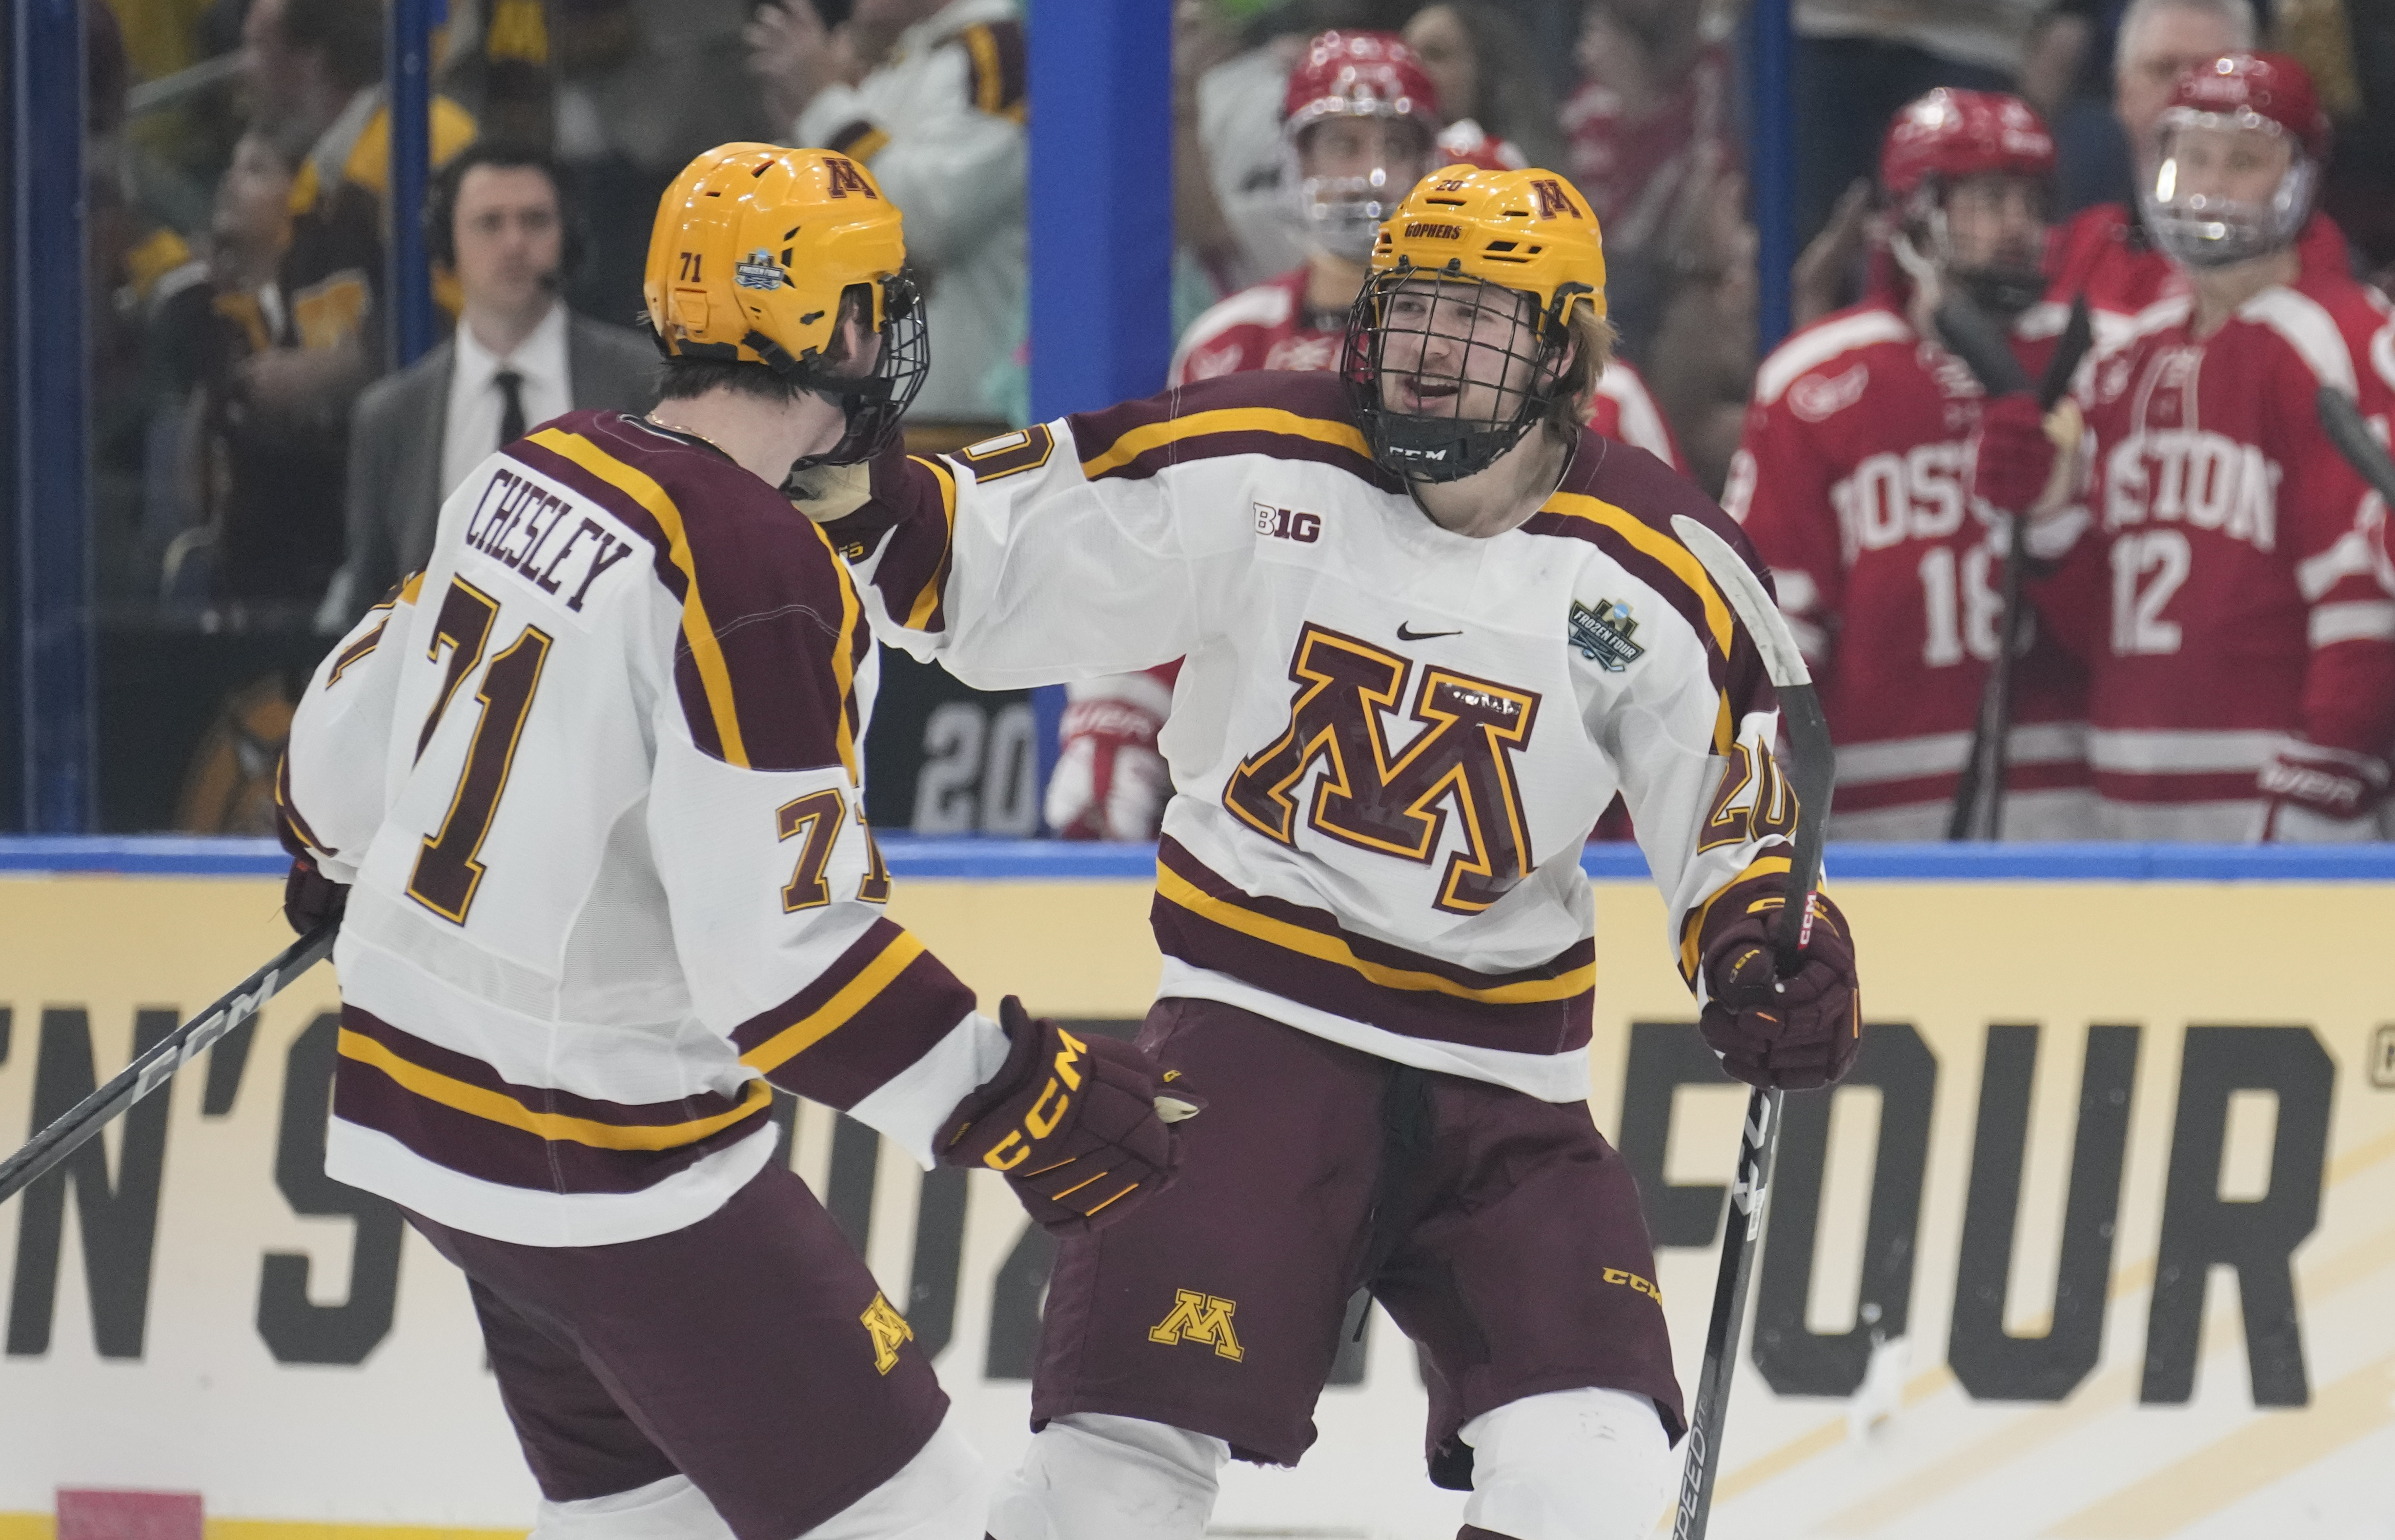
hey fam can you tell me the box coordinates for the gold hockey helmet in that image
[1369,163,1608,328]
[643,143,927,463]
[1342,165,1610,482]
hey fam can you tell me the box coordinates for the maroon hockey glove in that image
[275,806,347,936]
[282,854,348,935]
[1968,392,2057,515]
[2259,738,2390,826]
[1695,874,1860,1090]
[939,998,1198,1235]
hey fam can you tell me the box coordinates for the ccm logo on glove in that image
[978,1027,1091,1171]
[940,998,1201,1235]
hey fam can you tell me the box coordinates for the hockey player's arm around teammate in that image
[797,169,1860,1094]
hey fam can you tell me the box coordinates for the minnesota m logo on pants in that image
[1149,1290,1244,1361]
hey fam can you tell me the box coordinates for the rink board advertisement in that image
[1,847,2391,1540]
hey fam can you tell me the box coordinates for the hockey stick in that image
[2319,385,2395,508]
[0,920,337,1207]
[1669,515,1835,1540]
[1939,293,2094,840]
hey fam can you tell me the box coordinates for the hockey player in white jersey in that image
[276,144,1190,1540]
[794,164,1864,1540]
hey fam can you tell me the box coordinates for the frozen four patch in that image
[734,249,786,290]
[1569,599,1645,672]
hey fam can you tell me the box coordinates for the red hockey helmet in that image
[1879,88,2057,203]
[1282,31,1444,137]
[2166,50,2330,160]
[2146,52,2327,266]
[1283,32,1444,262]
[1879,89,2056,316]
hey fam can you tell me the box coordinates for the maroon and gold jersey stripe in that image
[339,1008,772,1151]
[529,425,755,765]
[335,1009,772,1196]
[517,417,871,781]
[732,917,980,1107]
[1151,839,1595,1056]
[960,19,1027,123]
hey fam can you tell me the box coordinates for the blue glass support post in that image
[1750,0,1796,351]
[1024,2,1173,828]
[13,0,93,832]
[1025,0,1174,420]
[387,0,439,368]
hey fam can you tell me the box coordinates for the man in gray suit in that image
[316,144,658,629]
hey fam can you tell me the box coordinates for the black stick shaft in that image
[1946,295,2093,840]
[2319,384,2395,506]
[1672,1085,1785,1540]
[0,922,337,1207]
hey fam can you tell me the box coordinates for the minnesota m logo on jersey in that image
[1149,1290,1244,1361]
[860,1291,914,1374]
[1226,623,1540,915]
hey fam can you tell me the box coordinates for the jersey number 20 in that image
[407,577,553,923]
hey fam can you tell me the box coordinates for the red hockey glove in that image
[2259,739,2390,826]
[1695,874,1860,1090]
[939,998,1199,1235]
[1968,392,2058,516]
[1043,672,1173,841]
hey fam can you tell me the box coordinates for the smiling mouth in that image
[1402,376,1462,409]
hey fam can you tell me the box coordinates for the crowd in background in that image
[68,0,2395,836]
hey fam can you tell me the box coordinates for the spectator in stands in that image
[1398,2,1564,171]
[241,0,476,409]
[1794,0,2050,242]
[1174,1,1341,298]
[2044,0,2261,336]
[746,0,1027,427]
[1560,0,1740,353]
[1730,90,2093,840]
[316,145,657,628]
[149,129,335,606]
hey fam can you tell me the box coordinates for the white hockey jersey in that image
[282,410,1004,1246]
[826,371,1800,1103]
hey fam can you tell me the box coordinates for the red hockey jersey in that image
[1727,297,2092,838]
[2034,258,2395,840]
[2039,203,2352,350]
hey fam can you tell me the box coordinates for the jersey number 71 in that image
[406,577,554,924]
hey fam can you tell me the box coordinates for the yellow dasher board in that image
[0,846,2387,1540]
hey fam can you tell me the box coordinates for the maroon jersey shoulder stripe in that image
[1071,372,1398,490]
[519,415,868,777]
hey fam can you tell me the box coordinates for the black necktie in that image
[495,367,526,450]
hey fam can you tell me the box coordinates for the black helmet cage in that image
[1340,257,1590,483]
[752,269,930,474]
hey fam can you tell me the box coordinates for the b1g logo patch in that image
[1254,503,1322,543]
[861,1291,914,1374]
[1569,599,1645,672]
[1149,1290,1245,1361]
[734,249,786,291]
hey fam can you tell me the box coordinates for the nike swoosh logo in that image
[1396,623,1462,641]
